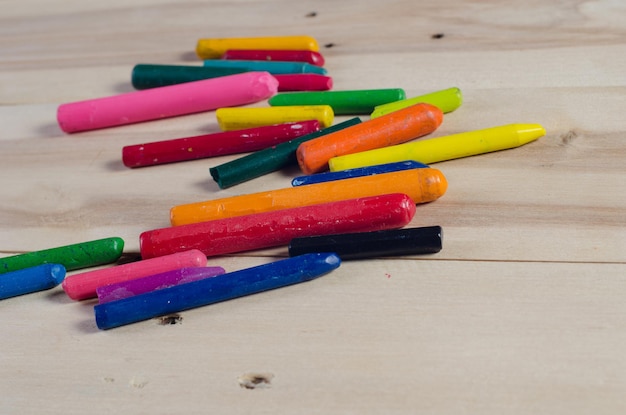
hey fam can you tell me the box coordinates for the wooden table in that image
[2,1,625,413]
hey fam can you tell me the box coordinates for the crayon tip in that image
[50,264,67,286]
[515,123,546,145]
[423,168,448,201]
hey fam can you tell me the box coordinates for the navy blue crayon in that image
[203,59,327,75]
[291,160,429,186]
[0,263,66,300]
[94,253,341,330]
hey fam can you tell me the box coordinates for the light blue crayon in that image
[202,59,327,75]
[94,253,341,330]
[291,160,429,186]
[0,263,66,300]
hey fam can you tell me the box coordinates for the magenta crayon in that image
[57,72,278,133]
[223,49,325,66]
[62,249,207,301]
[140,193,416,259]
[273,74,333,91]
[96,266,226,303]
[122,120,320,168]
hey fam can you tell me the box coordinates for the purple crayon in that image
[96,266,226,304]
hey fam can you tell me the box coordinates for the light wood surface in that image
[1,1,626,413]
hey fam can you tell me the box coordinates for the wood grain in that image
[1,0,625,413]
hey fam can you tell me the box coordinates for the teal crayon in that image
[131,64,247,89]
[202,59,327,75]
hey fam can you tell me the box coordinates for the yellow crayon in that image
[328,123,546,171]
[370,87,463,118]
[196,35,319,59]
[216,105,334,131]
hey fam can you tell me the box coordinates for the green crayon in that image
[268,89,406,115]
[209,118,361,189]
[0,237,125,274]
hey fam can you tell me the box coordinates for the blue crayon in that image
[0,263,66,300]
[95,253,341,330]
[291,160,429,186]
[202,59,327,75]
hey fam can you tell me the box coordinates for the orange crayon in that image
[170,168,447,226]
[296,103,443,174]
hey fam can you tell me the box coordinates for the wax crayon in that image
[57,72,278,133]
[196,35,320,59]
[0,237,124,274]
[172,168,447,225]
[122,120,320,168]
[209,118,361,189]
[62,249,207,301]
[96,266,226,303]
[203,59,327,75]
[143,194,416,258]
[0,264,66,300]
[329,123,547,171]
[95,253,340,330]
[288,226,443,260]
[269,89,406,115]
[216,105,334,131]
[370,87,463,118]
[291,160,429,186]
[131,65,333,92]
[273,74,333,91]
[296,103,443,174]
[223,49,325,66]
[131,64,248,89]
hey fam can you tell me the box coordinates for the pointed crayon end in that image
[515,124,546,145]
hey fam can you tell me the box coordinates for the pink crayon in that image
[57,71,278,133]
[122,120,320,168]
[273,74,333,91]
[140,193,416,259]
[62,249,207,300]
[96,266,225,303]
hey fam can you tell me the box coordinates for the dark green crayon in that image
[0,237,124,274]
[268,89,406,115]
[131,64,248,90]
[209,118,361,189]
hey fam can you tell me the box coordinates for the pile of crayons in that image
[1,35,546,330]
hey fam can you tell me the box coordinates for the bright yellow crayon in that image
[328,123,546,171]
[216,105,334,131]
[370,87,463,118]
[196,35,319,59]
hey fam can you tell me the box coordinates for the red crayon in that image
[140,193,416,259]
[273,74,333,92]
[122,120,320,168]
[223,49,325,66]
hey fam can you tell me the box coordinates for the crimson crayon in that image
[95,253,341,330]
[140,193,416,259]
[122,120,320,168]
[273,74,333,91]
[223,49,325,66]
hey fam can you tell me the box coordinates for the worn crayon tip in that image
[422,168,448,201]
